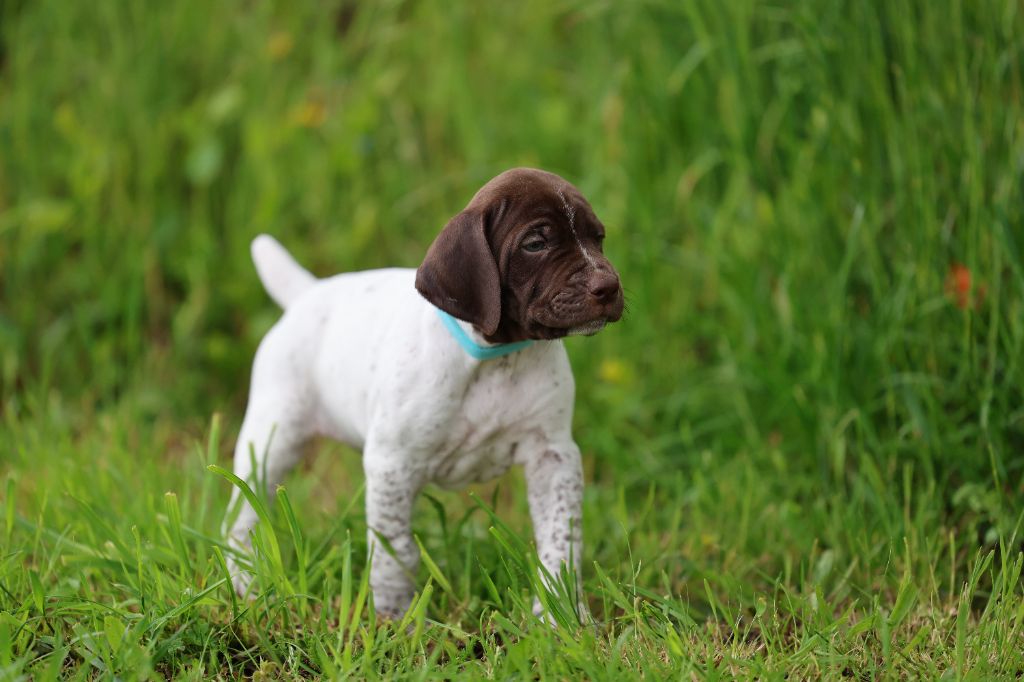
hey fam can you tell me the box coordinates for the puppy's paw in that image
[225,555,257,600]
[232,571,257,600]
[532,597,595,629]
[371,588,414,622]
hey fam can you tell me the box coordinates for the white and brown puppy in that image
[224,167,623,618]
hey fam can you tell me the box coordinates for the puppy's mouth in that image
[527,315,611,340]
[566,318,607,336]
[524,287,623,340]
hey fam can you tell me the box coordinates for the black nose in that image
[587,272,620,302]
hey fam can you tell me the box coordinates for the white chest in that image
[419,356,538,488]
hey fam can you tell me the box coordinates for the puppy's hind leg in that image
[223,393,311,598]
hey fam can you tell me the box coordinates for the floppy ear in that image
[415,209,501,336]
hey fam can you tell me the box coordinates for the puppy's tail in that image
[251,234,317,309]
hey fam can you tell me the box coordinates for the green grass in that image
[2,0,1024,678]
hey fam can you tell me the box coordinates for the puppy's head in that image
[416,168,624,343]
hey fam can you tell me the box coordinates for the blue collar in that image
[435,308,534,360]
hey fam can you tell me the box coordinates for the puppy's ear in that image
[416,209,501,336]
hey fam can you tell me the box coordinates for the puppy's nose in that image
[587,272,621,302]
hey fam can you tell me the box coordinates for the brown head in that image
[416,168,624,343]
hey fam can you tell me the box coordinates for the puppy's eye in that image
[521,239,547,253]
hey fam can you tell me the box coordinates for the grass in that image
[2,0,1023,678]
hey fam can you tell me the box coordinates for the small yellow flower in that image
[599,358,629,385]
[289,100,327,128]
[266,31,294,60]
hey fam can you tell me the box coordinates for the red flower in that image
[945,263,984,310]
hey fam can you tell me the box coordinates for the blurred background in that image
[5,0,1022,479]
[2,0,1023,647]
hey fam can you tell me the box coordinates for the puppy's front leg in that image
[363,456,423,619]
[524,441,588,621]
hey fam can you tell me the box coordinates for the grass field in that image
[2,0,1024,678]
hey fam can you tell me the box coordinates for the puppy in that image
[224,167,623,619]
